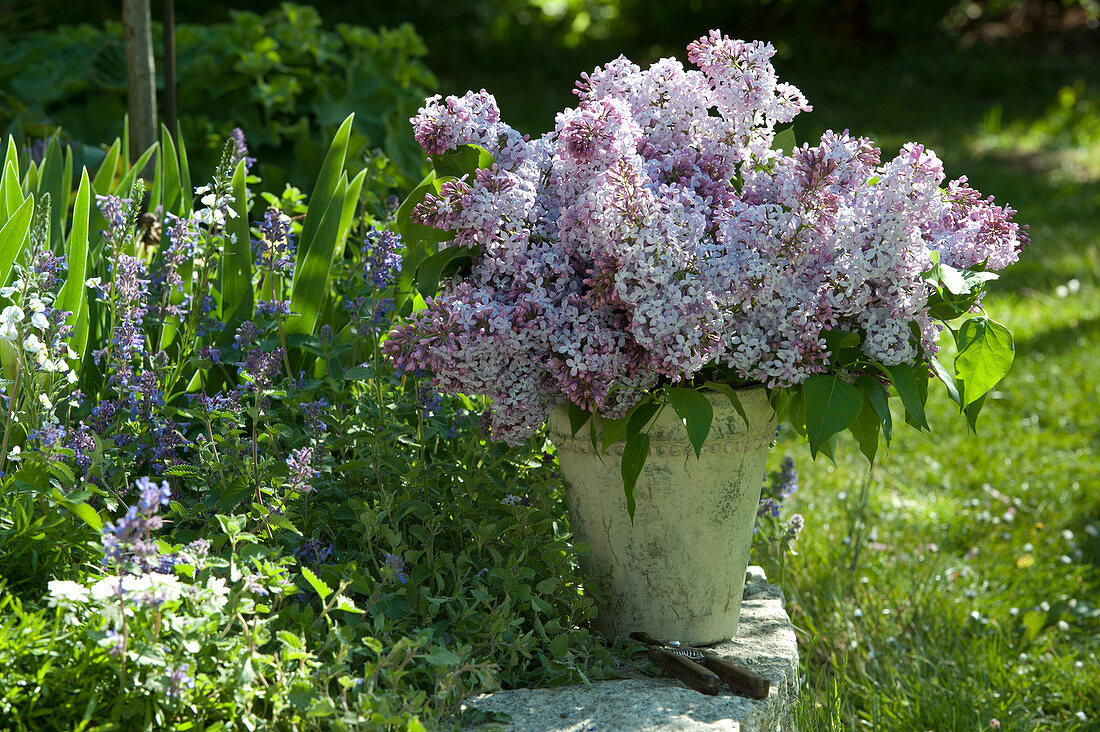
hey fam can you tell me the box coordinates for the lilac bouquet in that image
[385,31,1026,488]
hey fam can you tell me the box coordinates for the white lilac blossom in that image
[387,31,1028,444]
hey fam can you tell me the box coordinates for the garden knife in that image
[631,631,771,699]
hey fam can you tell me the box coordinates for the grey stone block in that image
[461,567,798,731]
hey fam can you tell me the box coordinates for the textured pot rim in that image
[547,385,777,455]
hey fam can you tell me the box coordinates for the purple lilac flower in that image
[361,229,403,289]
[285,446,319,493]
[385,32,1026,444]
[384,552,407,584]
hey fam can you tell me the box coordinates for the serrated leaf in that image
[425,647,461,666]
[802,374,863,460]
[666,387,713,459]
[335,595,364,614]
[301,566,333,600]
[954,317,1014,406]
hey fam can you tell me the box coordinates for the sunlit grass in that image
[768,36,1100,732]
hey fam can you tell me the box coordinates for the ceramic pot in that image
[548,387,777,645]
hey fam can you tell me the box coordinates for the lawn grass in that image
[767,32,1100,732]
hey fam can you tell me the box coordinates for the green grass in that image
[767,33,1100,732]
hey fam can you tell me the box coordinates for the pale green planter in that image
[548,387,777,645]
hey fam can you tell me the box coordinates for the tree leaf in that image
[414,245,477,297]
[928,354,962,407]
[886,362,930,431]
[429,144,495,179]
[847,398,881,465]
[666,387,713,459]
[854,374,892,443]
[701,380,750,427]
[396,171,453,244]
[802,374,863,460]
[772,126,796,152]
[566,401,589,437]
[954,317,1014,406]
[620,431,649,522]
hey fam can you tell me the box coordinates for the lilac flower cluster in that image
[386,31,1028,443]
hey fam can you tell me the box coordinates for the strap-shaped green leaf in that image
[36,133,65,249]
[1,160,23,221]
[177,130,193,216]
[91,138,122,194]
[219,159,254,335]
[0,194,34,287]
[954,317,1014,406]
[802,374,863,459]
[885,362,930,431]
[667,386,713,459]
[113,143,158,196]
[286,174,349,336]
[621,431,649,522]
[296,113,354,274]
[58,168,91,360]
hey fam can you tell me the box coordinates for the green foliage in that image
[0,3,435,197]
[0,119,617,730]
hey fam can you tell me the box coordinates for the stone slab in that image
[460,567,798,731]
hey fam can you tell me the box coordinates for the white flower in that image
[0,323,16,342]
[84,277,102,289]
[23,333,44,354]
[47,580,90,607]
[7,446,20,460]
[39,394,53,410]
[205,576,230,612]
[41,358,57,373]
[56,358,69,372]
[67,370,79,384]
[0,279,25,298]
[31,311,49,330]
[66,344,79,359]
[194,184,212,195]
[1,305,24,325]
[28,297,45,313]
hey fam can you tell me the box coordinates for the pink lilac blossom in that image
[386,31,1028,444]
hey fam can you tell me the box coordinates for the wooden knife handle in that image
[699,656,770,699]
[648,649,721,695]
